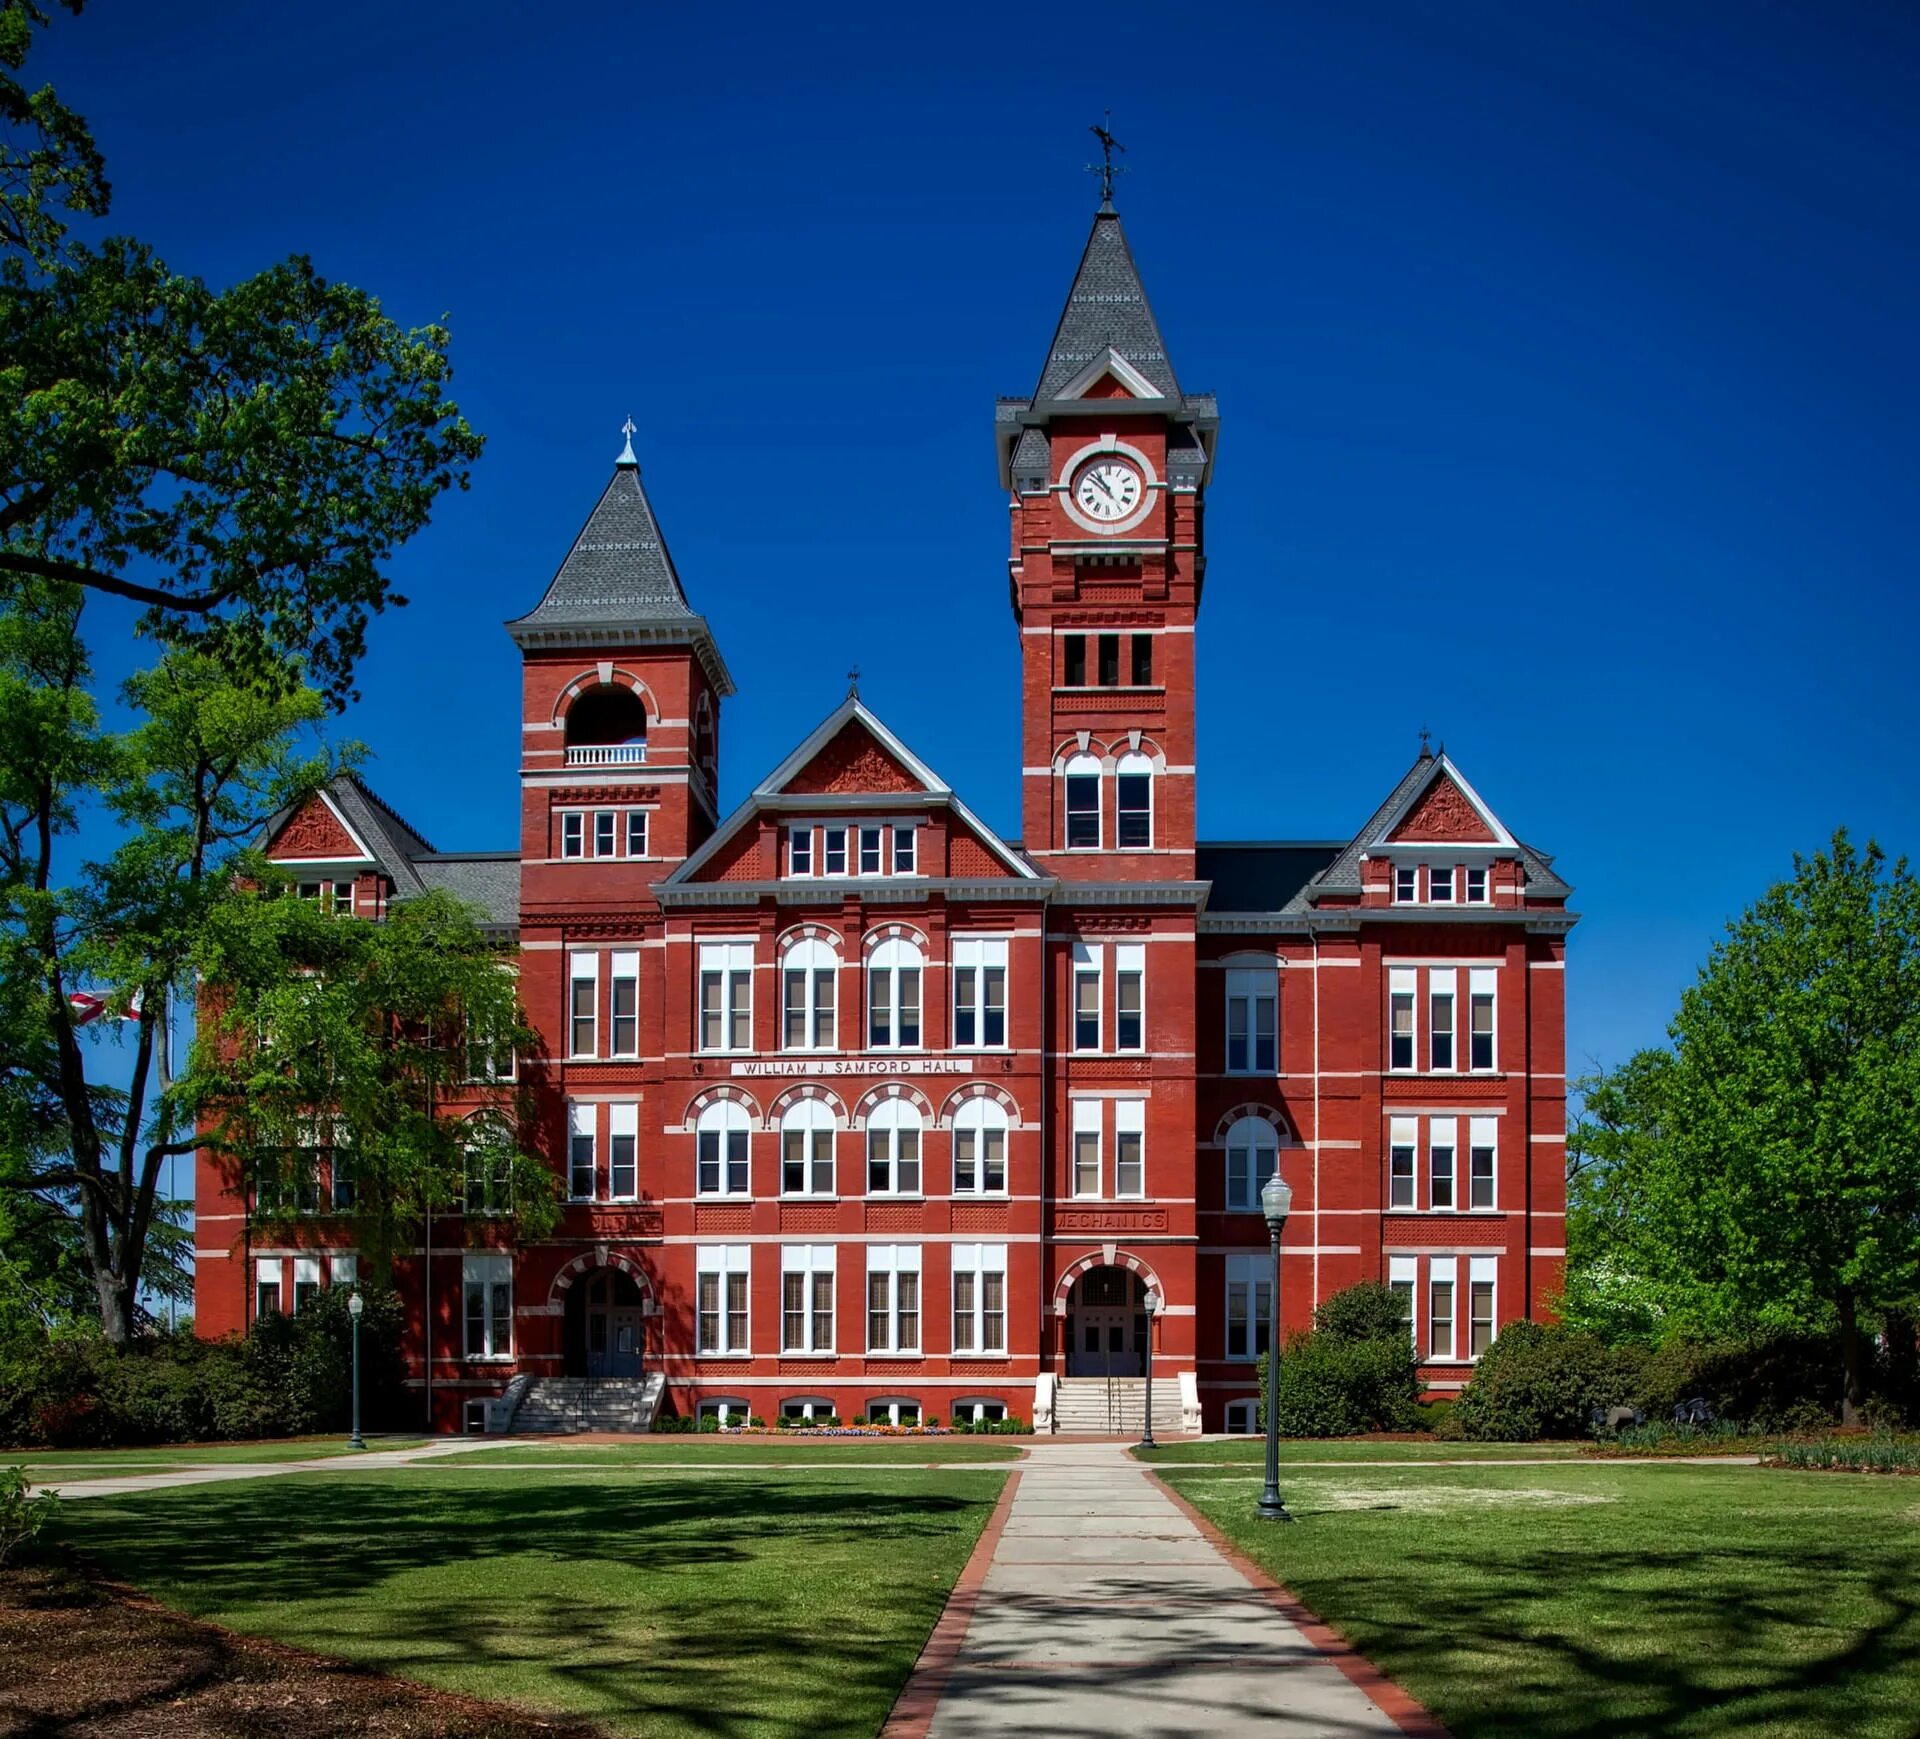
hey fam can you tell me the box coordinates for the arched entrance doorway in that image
[1066,1266,1150,1377]
[564,1267,647,1378]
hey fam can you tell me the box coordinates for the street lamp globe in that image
[1260,1171,1293,1232]
[348,1289,365,1320]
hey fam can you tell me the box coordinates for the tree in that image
[2,3,484,706]
[187,887,557,1281]
[1575,833,1920,1422]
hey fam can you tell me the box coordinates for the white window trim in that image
[1388,1115,1418,1212]
[951,1241,1008,1356]
[1429,1115,1459,1212]
[1113,1097,1146,1200]
[567,1101,596,1201]
[1428,967,1457,1074]
[1224,967,1279,1075]
[866,937,924,1052]
[951,935,1010,1052]
[1428,1255,1459,1363]
[1224,1252,1271,1364]
[698,941,754,1055]
[950,1098,1010,1197]
[1063,753,1103,851]
[696,1243,751,1356]
[781,939,838,1053]
[779,1101,837,1198]
[866,1243,922,1354]
[1468,966,1499,1074]
[462,1252,513,1361]
[568,949,598,1060]
[695,1101,752,1198]
[780,1244,836,1354]
[864,1101,924,1198]
[1388,966,1418,1074]
[1469,1115,1499,1212]
[1070,1098,1103,1200]
[608,1101,639,1201]
[1225,1115,1280,1213]
[1113,942,1146,1053]
[1115,751,1154,851]
[608,949,640,1059]
[1468,1255,1498,1361]
[1071,941,1103,1054]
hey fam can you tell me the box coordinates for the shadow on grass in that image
[48,1474,998,1738]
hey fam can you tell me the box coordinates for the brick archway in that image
[1051,1248,1167,1315]
[546,1247,656,1310]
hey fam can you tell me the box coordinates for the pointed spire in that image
[1032,203,1180,402]
[616,416,638,468]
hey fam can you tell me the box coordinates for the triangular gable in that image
[664,695,1040,887]
[781,720,926,798]
[1377,757,1515,849]
[1055,347,1161,403]
[265,788,375,864]
[947,814,1023,880]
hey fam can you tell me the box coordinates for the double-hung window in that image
[1072,942,1102,1051]
[568,950,598,1058]
[1388,1256,1418,1347]
[824,828,848,875]
[1064,754,1101,849]
[1113,1098,1145,1198]
[699,942,753,1053]
[1225,966,1278,1073]
[1389,968,1416,1071]
[867,937,922,1049]
[1071,1099,1102,1198]
[1225,1254,1271,1361]
[293,1256,321,1315]
[1394,864,1417,903]
[788,826,814,876]
[782,939,837,1051]
[594,810,618,858]
[561,812,585,859]
[1469,1256,1497,1357]
[696,1101,750,1196]
[254,1257,282,1318]
[893,826,917,874]
[1429,1116,1457,1210]
[1429,1257,1457,1360]
[1465,866,1488,903]
[1226,1115,1279,1211]
[865,1100,922,1195]
[567,1103,596,1200]
[1469,968,1497,1071]
[952,937,1008,1048]
[781,1101,835,1196]
[952,1243,1007,1354]
[866,1244,920,1352]
[609,1101,638,1200]
[463,1254,512,1358]
[1389,1116,1417,1210]
[951,1098,1008,1194]
[464,1123,511,1216]
[1428,969,1456,1071]
[1115,752,1153,849]
[609,950,639,1057]
[625,809,648,857]
[697,1245,750,1354]
[781,1245,835,1353]
[858,826,884,875]
[1114,944,1145,1050]
[1430,865,1455,903]
[1469,1116,1497,1209]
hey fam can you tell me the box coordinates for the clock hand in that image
[1087,472,1116,503]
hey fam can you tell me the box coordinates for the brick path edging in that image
[1149,1469,1453,1739]
[879,1467,1023,1739]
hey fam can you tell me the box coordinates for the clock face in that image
[1072,458,1144,523]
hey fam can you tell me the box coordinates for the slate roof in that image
[411,854,522,929]
[508,457,694,630]
[1197,843,1344,914]
[325,773,436,895]
[1033,209,1182,402]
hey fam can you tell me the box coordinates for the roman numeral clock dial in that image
[1072,458,1143,523]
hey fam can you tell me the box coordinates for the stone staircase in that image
[1050,1376,1186,1436]
[503,1373,663,1435]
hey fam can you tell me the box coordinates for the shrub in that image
[1411,1398,1454,1433]
[1634,1332,1851,1430]
[0,1466,55,1566]
[1259,1333,1420,1438]
[1313,1282,1416,1347]
[1453,1320,1641,1441]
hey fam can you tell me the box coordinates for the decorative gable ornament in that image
[1387,774,1499,843]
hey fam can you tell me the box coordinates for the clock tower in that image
[997,197,1216,882]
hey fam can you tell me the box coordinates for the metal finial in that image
[1419,726,1432,759]
[616,416,638,467]
[846,665,861,699]
[1086,112,1126,211]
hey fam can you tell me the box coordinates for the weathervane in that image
[846,665,861,699]
[616,415,638,466]
[1419,726,1432,758]
[1087,112,1126,210]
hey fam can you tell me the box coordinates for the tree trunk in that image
[1884,1310,1918,1414]
[1836,1288,1867,1426]
[94,1266,133,1347]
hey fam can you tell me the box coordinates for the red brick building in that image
[194,201,1575,1433]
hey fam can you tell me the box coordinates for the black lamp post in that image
[1139,1286,1160,1450]
[347,1289,367,1451]
[1258,1171,1293,1522]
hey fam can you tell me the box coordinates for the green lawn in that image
[454,1438,1025,1466]
[47,1464,1006,1738]
[6,1435,427,1472]
[1136,1437,1587,1465]
[1160,1460,1920,1738]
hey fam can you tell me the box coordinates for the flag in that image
[67,991,106,1026]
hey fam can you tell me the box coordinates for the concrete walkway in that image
[899,1441,1427,1738]
[25,1436,503,1501]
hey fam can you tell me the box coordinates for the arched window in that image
[780,1100,835,1197]
[782,938,837,1051]
[1116,751,1153,850]
[695,1100,750,1197]
[867,937,922,1050]
[866,1099,923,1196]
[1225,1115,1279,1212]
[564,684,648,764]
[951,1098,1009,1195]
[1064,752,1102,849]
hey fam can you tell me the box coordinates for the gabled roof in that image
[663,694,1042,888]
[1281,751,1571,913]
[505,444,735,694]
[1033,208,1182,403]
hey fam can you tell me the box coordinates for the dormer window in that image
[1394,866,1417,903]
[824,828,848,875]
[1466,866,1488,903]
[1430,866,1454,904]
[858,827,883,875]
[789,828,813,876]
[785,822,921,879]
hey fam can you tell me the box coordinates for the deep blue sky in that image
[39,1,1920,1075]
